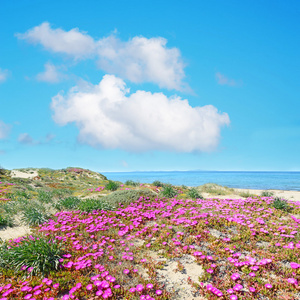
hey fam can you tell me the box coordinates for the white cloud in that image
[216,72,238,86]
[18,133,35,145]
[36,62,65,83]
[17,22,95,59]
[96,35,186,90]
[0,68,9,83]
[18,23,187,90]
[51,75,230,152]
[0,121,11,139]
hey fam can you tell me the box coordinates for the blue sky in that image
[0,0,299,172]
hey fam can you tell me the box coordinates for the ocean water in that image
[101,171,300,191]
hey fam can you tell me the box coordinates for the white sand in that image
[11,169,38,179]
[0,225,31,241]
[212,188,300,202]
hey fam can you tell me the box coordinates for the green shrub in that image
[125,180,140,186]
[21,206,51,226]
[103,189,156,207]
[239,191,256,198]
[153,180,165,187]
[272,197,292,212]
[52,188,73,199]
[38,190,53,203]
[105,180,119,191]
[55,196,81,210]
[261,191,274,197]
[160,185,178,198]
[187,188,203,199]
[78,198,114,212]
[0,214,13,227]
[199,183,234,195]
[0,236,63,277]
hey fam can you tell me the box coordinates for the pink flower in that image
[265,283,272,289]
[129,287,136,293]
[249,287,256,292]
[123,269,130,274]
[206,268,214,274]
[287,278,298,285]
[86,284,93,290]
[230,295,238,300]
[146,283,153,289]
[233,284,243,291]
[290,262,300,269]
[227,288,234,294]
[136,284,144,292]
[249,272,256,277]
[231,273,240,280]
[156,290,162,295]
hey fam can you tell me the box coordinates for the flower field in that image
[0,168,300,299]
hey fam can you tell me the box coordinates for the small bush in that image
[103,189,156,207]
[21,206,51,226]
[188,188,203,199]
[55,196,81,210]
[261,191,274,197]
[78,198,114,212]
[199,183,234,195]
[105,180,119,191]
[0,236,63,277]
[125,180,140,186]
[160,185,178,198]
[272,197,292,212]
[0,214,13,227]
[153,180,165,187]
[239,191,256,198]
[38,190,53,203]
[52,188,73,199]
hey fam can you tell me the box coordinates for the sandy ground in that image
[211,188,300,202]
[11,169,38,179]
[0,225,31,241]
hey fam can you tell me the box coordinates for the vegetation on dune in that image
[0,168,299,299]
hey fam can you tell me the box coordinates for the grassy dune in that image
[0,167,300,299]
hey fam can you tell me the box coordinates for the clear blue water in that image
[101,171,300,191]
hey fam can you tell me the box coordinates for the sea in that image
[101,171,300,191]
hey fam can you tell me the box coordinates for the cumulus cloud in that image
[36,62,65,83]
[16,22,95,59]
[18,133,35,145]
[216,72,239,86]
[0,68,9,83]
[17,22,187,90]
[51,75,230,152]
[0,121,11,139]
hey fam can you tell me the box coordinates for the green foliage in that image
[78,198,114,212]
[21,205,51,226]
[272,197,292,212]
[160,185,178,198]
[239,191,256,198]
[103,189,156,207]
[125,180,140,186]
[0,236,63,277]
[0,166,7,177]
[105,180,119,191]
[55,196,81,210]
[152,180,165,187]
[261,191,274,197]
[199,183,234,195]
[187,188,203,199]
[38,190,53,203]
[52,188,73,199]
[0,214,13,227]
